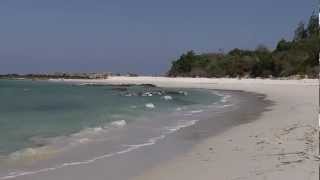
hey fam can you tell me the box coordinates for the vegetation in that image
[168,13,319,78]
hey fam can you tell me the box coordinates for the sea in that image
[0,79,230,179]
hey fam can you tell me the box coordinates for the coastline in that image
[128,77,318,180]
[5,77,319,180]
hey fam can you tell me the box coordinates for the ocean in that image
[0,79,228,179]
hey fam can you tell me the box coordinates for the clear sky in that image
[0,0,317,75]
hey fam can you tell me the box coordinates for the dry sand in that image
[52,77,319,179]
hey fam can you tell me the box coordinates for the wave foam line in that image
[164,119,199,133]
[189,110,204,114]
[217,104,234,108]
[0,120,199,180]
[211,91,231,104]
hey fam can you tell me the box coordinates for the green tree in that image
[306,11,319,37]
[294,22,307,41]
[168,13,319,78]
[275,39,292,52]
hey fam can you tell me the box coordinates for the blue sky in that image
[0,0,317,75]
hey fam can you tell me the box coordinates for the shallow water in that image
[0,80,223,163]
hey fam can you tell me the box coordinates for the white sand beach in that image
[50,77,320,180]
[3,77,312,180]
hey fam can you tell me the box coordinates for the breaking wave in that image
[1,118,200,180]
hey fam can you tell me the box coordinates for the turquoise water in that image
[0,80,221,157]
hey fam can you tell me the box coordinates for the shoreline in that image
[3,77,319,180]
[130,77,318,180]
[49,76,317,86]
[4,89,269,180]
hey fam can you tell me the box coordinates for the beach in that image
[129,77,319,180]
[0,0,318,179]
[3,77,319,180]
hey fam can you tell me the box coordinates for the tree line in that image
[168,12,319,78]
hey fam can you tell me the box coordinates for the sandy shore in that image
[14,77,317,180]
[49,77,320,179]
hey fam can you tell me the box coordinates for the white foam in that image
[77,138,91,144]
[119,135,167,156]
[1,133,167,180]
[59,126,110,147]
[162,95,173,100]
[145,103,155,109]
[0,117,200,180]
[142,92,153,97]
[78,83,96,86]
[165,119,199,133]
[178,91,188,96]
[222,104,234,108]
[93,127,103,132]
[176,106,188,111]
[211,91,231,104]
[221,95,231,103]
[9,148,37,161]
[71,126,107,138]
[190,110,204,114]
[0,105,204,179]
[7,146,57,163]
[110,120,127,128]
